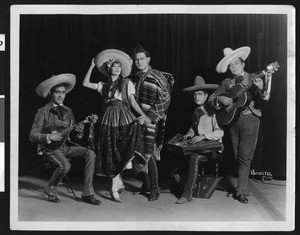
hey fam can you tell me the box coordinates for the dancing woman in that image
[83,49,147,202]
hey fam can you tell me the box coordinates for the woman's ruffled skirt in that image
[95,101,146,177]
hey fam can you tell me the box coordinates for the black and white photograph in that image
[7,3,295,232]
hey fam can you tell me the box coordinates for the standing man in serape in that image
[132,44,174,201]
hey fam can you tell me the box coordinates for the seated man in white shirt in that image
[176,75,224,204]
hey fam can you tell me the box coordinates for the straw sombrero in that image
[182,75,218,92]
[216,46,251,73]
[94,49,133,78]
[36,73,76,98]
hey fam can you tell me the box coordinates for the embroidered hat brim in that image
[36,73,76,98]
[94,49,133,78]
[182,75,219,92]
[216,46,251,73]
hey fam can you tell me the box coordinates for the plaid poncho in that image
[135,66,174,155]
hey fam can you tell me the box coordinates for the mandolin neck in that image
[61,120,86,135]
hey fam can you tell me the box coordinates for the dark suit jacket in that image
[29,102,76,154]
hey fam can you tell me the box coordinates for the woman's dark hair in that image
[133,44,151,58]
[107,61,122,75]
[108,61,124,93]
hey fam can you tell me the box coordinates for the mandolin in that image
[216,61,279,126]
[42,114,98,151]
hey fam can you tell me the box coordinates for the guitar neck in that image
[238,61,279,97]
[235,81,253,98]
[235,70,267,98]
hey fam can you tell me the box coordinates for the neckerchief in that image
[235,75,244,84]
[191,106,205,136]
[50,104,67,120]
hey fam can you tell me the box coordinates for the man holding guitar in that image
[29,74,101,205]
[209,46,273,204]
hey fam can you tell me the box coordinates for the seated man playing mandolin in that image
[29,73,101,205]
[175,75,224,204]
[209,46,273,204]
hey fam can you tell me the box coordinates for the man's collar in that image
[50,102,64,108]
[199,105,207,113]
[142,66,150,73]
[235,72,245,77]
[139,66,151,74]
[137,66,151,77]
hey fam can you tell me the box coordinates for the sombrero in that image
[36,73,76,98]
[182,75,218,92]
[216,46,251,73]
[94,49,133,78]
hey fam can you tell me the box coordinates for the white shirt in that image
[189,106,224,142]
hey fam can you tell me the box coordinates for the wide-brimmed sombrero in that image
[94,49,133,78]
[216,46,251,73]
[36,73,76,98]
[182,75,218,92]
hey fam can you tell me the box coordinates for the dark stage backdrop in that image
[18,14,287,179]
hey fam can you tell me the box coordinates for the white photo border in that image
[10,4,295,231]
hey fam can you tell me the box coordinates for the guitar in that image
[42,114,98,151]
[216,61,279,126]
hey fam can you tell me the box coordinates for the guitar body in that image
[42,125,72,151]
[215,61,279,126]
[216,84,248,126]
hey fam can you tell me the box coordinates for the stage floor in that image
[13,172,288,231]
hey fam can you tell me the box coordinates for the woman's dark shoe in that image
[82,195,101,205]
[44,191,60,203]
[110,190,122,203]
